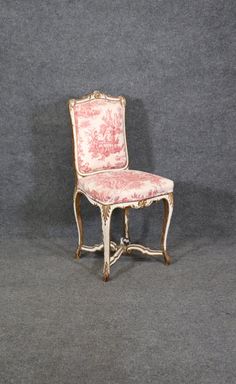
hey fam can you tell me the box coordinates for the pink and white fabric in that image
[77,170,174,204]
[70,98,128,175]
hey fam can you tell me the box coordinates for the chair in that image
[69,90,174,281]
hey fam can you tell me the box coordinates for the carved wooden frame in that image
[69,91,174,281]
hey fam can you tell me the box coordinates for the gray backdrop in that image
[1,0,235,241]
[1,2,236,384]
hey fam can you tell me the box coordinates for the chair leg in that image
[123,207,130,243]
[100,205,113,282]
[73,190,83,259]
[161,193,174,265]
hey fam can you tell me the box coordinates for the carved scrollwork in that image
[137,199,147,208]
[135,198,156,209]
[101,205,112,224]
[70,90,125,105]
[94,90,102,99]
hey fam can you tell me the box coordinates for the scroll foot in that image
[163,251,171,265]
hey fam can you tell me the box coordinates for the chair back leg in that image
[100,205,113,281]
[122,207,130,244]
[73,191,83,259]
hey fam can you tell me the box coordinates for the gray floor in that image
[0,235,235,384]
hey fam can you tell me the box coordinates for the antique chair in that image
[69,90,174,281]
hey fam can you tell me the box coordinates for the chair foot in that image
[74,248,81,260]
[103,262,110,282]
[103,271,110,282]
[163,251,171,265]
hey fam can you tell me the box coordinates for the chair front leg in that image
[73,190,83,259]
[161,192,174,265]
[100,204,113,281]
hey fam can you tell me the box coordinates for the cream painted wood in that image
[81,241,117,253]
[110,246,124,266]
[100,205,113,281]
[126,244,163,256]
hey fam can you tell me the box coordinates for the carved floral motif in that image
[101,205,111,224]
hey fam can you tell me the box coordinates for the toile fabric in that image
[70,98,128,175]
[77,170,174,204]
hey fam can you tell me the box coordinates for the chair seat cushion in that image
[77,170,174,205]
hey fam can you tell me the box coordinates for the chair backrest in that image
[69,90,129,176]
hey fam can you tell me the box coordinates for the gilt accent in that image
[168,192,174,207]
[138,199,147,208]
[94,90,101,99]
[101,205,111,224]
[119,95,126,106]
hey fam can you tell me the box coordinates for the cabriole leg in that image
[100,205,113,282]
[73,190,83,259]
[161,192,174,265]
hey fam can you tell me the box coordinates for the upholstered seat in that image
[78,170,174,205]
[69,91,174,281]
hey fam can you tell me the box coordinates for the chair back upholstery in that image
[69,91,129,176]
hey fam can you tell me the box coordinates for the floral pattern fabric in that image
[70,99,128,175]
[77,170,174,204]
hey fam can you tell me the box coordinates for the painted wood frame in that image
[69,91,174,281]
